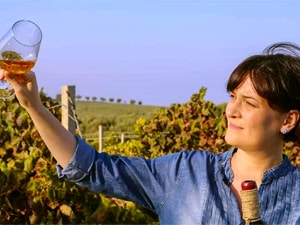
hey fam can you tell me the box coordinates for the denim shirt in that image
[57,137,300,225]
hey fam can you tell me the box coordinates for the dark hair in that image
[226,42,300,142]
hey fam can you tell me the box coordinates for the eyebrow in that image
[230,90,263,105]
[241,94,263,105]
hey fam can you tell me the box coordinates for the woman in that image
[1,42,300,224]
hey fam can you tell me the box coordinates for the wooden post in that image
[121,133,125,143]
[99,125,104,152]
[61,85,76,135]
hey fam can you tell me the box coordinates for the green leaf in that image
[1,50,22,60]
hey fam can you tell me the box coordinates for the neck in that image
[231,148,283,186]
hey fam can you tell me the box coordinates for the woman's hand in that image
[0,69,43,110]
[0,68,77,167]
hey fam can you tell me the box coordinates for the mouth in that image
[227,122,243,130]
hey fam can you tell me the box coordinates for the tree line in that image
[56,94,142,105]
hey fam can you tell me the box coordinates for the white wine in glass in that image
[0,19,42,99]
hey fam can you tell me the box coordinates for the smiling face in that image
[225,77,286,152]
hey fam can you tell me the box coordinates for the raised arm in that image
[0,69,76,167]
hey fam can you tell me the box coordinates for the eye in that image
[228,92,235,99]
[246,101,256,107]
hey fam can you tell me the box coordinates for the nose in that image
[225,98,241,118]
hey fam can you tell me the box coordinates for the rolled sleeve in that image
[56,136,96,182]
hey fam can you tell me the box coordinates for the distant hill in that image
[75,101,164,135]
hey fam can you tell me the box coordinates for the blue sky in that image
[1,0,299,106]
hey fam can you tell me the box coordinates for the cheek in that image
[246,114,280,137]
[261,115,282,132]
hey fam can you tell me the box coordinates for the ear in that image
[281,110,300,134]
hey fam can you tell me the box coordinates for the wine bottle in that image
[240,180,264,225]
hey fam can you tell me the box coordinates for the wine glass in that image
[0,20,42,100]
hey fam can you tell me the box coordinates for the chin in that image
[224,131,239,146]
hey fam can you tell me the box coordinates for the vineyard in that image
[0,87,299,224]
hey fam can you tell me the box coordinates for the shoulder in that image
[156,149,234,169]
[292,163,300,179]
[282,154,300,175]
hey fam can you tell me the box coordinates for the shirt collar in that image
[261,154,293,184]
[219,148,294,186]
